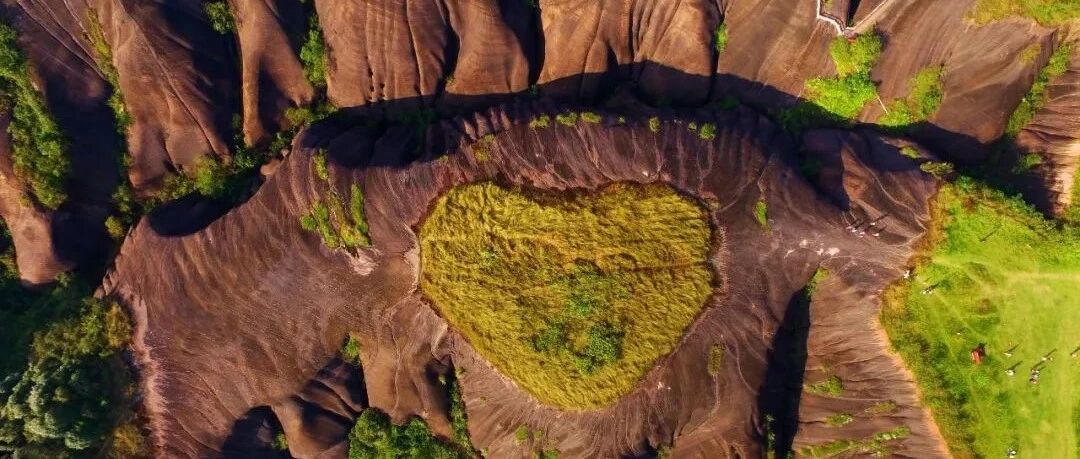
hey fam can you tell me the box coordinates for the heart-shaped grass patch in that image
[419,182,715,409]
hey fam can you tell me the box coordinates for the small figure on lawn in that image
[1007,447,1018,458]
[1004,344,1018,358]
[970,343,986,365]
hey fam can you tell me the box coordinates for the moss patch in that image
[419,182,714,409]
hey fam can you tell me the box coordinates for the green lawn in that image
[882,179,1080,459]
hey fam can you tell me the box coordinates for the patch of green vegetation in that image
[472,134,495,163]
[285,102,337,130]
[713,23,729,53]
[879,66,945,128]
[970,0,1080,26]
[580,112,602,124]
[529,115,551,129]
[899,146,921,160]
[514,426,530,444]
[698,123,717,140]
[707,344,725,375]
[825,413,854,427]
[882,178,1080,458]
[555,112,578,126]
[273,432,289,451]
[865,400,898,415]
[830,34,884,77]
[444,370,474,454]
[805,375,844,396]
[300,14,327,88]
[536,449,559,459]
[1068,168,1080,224]
[919,161,955,178]
[86,10,130,135]
[204,1,236,34]
[806,268,828,296]
[1014,152,1044,172]
[419,182,713,409]
[0,295,136,454]
[754,200,770,230]
[1007,42,1072,136]
[347,408,467,459]
[799,427,910,457]
[341,334,362,365]
[299,152,370,250]
[648,117,661,133]
[0,22,70,209]
[780,33,883,132]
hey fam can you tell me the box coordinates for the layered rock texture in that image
[0,0,1076,457]
[103,105,947,458]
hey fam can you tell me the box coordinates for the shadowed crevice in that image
[758,284,812,458]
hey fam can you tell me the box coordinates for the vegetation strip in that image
[0,22,70,209]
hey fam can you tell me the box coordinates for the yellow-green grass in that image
[419,182,715,409]
[970,0,1080,26]
[878,65,945,128]
[882,179,1080,459]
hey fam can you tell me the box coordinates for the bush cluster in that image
[0,297,136,455]
[0,22,69,209]
[878,65,945,128]
[204,1,235,34]
[347,409,466,459]
[300,14,327,88]
[299,152,370,250]
[779,33,883,132]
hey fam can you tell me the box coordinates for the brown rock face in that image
[104,103,946,458]
[0,113,70,285]
[2,0,1079,457]
[231,0,313,146]
[0,0,118,281]
[91,0,236,190]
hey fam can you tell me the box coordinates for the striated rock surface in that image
[0,112,70,284]
[230,0,313,146]
[0,0,118,280]
[90,0,236,190]
[104,103,947,458]
[1,0,1079,457]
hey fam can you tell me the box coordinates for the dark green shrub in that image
[714,24,729,53]
[204,1,235,34]
[0,22,69,209]
[347,409,466,459]
[300,15,327,88]
[0,299,132,453]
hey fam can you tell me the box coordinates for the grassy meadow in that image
[418,182,714,409]
[970,0,1080,25]
[882,179,1080,459]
